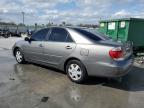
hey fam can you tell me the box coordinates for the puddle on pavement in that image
[1,52,144,108]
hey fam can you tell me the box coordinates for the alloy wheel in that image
[68,64,82,81]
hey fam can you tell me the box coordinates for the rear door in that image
[43,28,76,65]
[23,28,49,61]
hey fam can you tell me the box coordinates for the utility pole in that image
[22,12,25,25]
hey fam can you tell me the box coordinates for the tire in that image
[66,60,88,83]
[15,48,26,64]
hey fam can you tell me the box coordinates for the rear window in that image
[90,30,111,40]
[72,28,102,42]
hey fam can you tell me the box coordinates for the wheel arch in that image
[64,57,85,72]
[13,47,20,56]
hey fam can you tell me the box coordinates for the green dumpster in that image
[99,18,144,49]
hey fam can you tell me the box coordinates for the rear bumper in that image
[84,56,134,77]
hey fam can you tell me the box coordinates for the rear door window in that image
[48,28,73,42]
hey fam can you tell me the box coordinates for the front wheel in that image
[15,49,25,64]
[66,60,88,83]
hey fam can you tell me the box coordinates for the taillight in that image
[109,47,124,59]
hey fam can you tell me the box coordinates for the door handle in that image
[39,44,43,47]
[65,46,72,49]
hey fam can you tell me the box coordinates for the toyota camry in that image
[12,27,133,83]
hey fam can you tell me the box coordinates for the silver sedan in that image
[12,27,133,83]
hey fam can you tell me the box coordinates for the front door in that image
[23,28,49,62]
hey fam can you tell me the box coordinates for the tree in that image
[62,21,66,26]
[35,23,38,31]
[18,23,25,26]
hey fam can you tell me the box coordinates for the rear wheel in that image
[66,60,88,83]
[15,49,25,64]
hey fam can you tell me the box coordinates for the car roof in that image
[43,26,103,44]
[47,26,84,29]
[41,26,92,44]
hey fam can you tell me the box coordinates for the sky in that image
[0,0,144,25]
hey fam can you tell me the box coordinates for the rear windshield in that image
[87,29,111,40]
[72,28,109,42]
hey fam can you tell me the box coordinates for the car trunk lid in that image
[99,39,133,59]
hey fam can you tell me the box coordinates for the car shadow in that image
[83,65,144,92]
[36,63,144,92]
[14,63,144,92]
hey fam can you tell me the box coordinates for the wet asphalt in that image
[0,38,144,108]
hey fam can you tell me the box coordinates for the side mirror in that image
[25,37,30,41]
